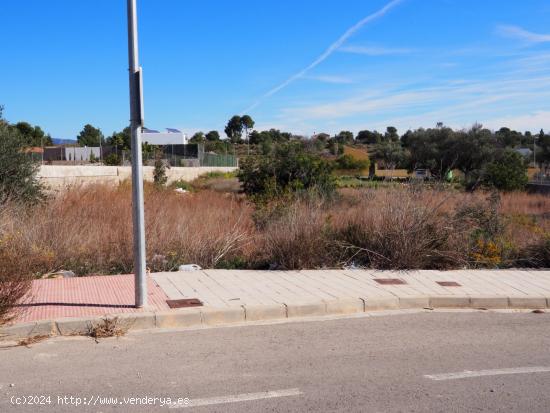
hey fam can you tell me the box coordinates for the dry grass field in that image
[0,182,548,279]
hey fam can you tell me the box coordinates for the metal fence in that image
[201,152,238,167]
[31,144,238,167]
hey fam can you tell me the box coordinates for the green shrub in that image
[454,192,511,267]
[0,119,44,205]
[153,152,168,188]
[238,142,335,202]
[334,154,369,171]
[104,153,122,166]
[171,179,192,191]
[483,149,528,191]
[455,192,503,240]
[335,176,364,188]
[202,171,237,179]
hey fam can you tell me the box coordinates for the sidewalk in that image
[151,269,550,308]
[2,269,550,339]
[16,275,170,323]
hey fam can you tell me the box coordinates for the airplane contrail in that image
[243,0,405,113]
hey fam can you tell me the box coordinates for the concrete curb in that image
[1,295,549,340]
[243,304,287,321]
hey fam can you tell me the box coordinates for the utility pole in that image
[99,133,103,164]
[533,134,542,181]
[127,0,147,307]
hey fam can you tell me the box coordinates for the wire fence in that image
[30,144,238,167]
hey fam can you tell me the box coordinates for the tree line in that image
[228,116,550,191]
[5,103,550,189]
[324,124,550,186]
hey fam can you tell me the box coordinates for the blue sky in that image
[2,0,550,140]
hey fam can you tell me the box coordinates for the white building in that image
[141,128,188,145]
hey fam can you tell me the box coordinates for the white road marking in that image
[170,388,303,409]
[425,366,550,381]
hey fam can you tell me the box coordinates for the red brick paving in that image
[15,275,170,323]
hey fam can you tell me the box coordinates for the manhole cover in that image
[374,278,406,285]
[166,298,203,308]
[436,281,461,287]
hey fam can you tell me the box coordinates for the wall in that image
[38,165,238,188]
[65,147,101,162]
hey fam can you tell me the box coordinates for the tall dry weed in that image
[257,199,334,269]
[332,190,469,269]
[0,203,33,324]
[0,184,548,278]
[0,184,253,276]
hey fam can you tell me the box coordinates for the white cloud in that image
[305,75,354,84]
[483,111,550,132]
[283,88,444,120]
[439,62,458,68]
[339,45,413,56]
[497,25,550,44]
[242,0,405,112]
[275,73,550,134]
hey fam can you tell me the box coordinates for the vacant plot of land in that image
[0,183,548,278]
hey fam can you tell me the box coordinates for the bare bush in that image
[0,204,33,325]
[0,184,548,278]
[145,188,252,269]
[17,334,49,347]
[0,184,253,277]
[258,200,334,269]
[0,271,32,325]
[87,317,128,340]
[331,190,469,269]
[520,237,550,268]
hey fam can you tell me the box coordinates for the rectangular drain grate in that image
[166,298,203,309]
[436,281,462,287]
[374,278,406,285]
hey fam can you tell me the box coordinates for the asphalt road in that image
[1,311,550,412]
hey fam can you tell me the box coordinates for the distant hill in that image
[52,138,76,145]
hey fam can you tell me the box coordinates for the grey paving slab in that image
[151,275,183,299]
[401,271,461,295]
[267,271,331,302]
[152,269,550,310]
[151,273,200,299]
[339,270,402,297]
[355,270,421,296]
[458,271,508,295]
[492,271,550,294]
[202,270,262,306]
[431,270,491,296]
[278,271,340,301]
[337,271,398,295]
[169,272,229,307]
[488,271,538,295]
[247,272,295,303]
[210,270,284,304]
[294,271,348,297]
[470,270,530,295]
[298,271,364,299]
[327,270,384,293]
[252,271,309,302]
[521,271,550,293]
[225,270,280,305]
